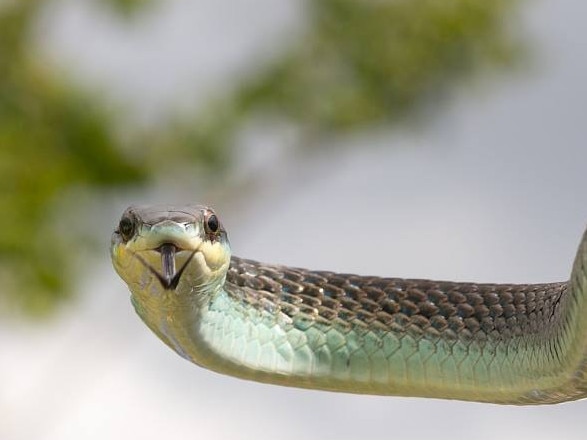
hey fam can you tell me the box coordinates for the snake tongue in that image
[160,243,177,285]
[149,244,197,290]
[134,243,196,290]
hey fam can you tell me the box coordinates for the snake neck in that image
[185,257,580,404]
[131,245,587,404]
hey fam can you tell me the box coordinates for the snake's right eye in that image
[118,216,135,241]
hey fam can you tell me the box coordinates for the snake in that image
[110,204,587,405]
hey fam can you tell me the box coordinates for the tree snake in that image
[110,204,587,405]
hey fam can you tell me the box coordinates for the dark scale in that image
[226,256,568,343]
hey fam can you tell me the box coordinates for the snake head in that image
[111,205,231,298]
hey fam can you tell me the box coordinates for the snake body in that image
[111,205,587,405]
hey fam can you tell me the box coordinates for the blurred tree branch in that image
[185,0,524,152]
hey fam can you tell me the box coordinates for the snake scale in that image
[111,204,587,405]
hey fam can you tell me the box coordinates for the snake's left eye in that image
[205,214,219,234]
[118,216,135,241]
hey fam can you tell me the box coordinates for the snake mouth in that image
[134,243,198,290]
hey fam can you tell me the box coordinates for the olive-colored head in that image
[111,205,231,299]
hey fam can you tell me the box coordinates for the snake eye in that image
[118,216,135,241]
[205,213,220,234]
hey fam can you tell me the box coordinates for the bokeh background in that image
[1,0,587,439]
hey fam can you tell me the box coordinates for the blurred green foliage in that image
[0,0,522,316]
[103,0,153,17]
[233,0,522,132]
[0,1,138,314]
[0,0,227,315]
